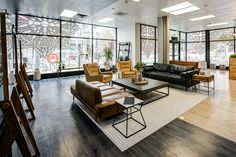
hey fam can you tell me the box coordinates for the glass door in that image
[169,42,179,61]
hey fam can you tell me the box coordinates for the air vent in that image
[76,13,88,18]
[113,11,128,16]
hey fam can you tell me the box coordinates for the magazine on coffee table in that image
[123,97,135,105]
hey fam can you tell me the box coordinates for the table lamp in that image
[198,61,207,75]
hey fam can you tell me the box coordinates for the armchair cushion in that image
[123,71,136,75]
[118,61,132,72]
[87,63,100,75]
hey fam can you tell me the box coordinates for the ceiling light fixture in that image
[161,2,193,12]
[60,10,78,18]
[161,2,200,15]
[207,22,228,27]
[190,15,215,21]
[97,17,114,23]
[133,0,141,2]
[171,6,200,15]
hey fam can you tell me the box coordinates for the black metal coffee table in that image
[112,78,169,105]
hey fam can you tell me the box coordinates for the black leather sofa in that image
[143,63,199,90]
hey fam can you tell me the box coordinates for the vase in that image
[34,68,41,81]
[138,74,142,82]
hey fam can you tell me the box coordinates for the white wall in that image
[117,23,137,64]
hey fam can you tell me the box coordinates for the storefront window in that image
[210,28,234,66]
[187,31,206,61]
[140,25,157,64]
[61,21,92,38]
[61,38,92,69]
[6,14,117,74]
[93,40,116,66]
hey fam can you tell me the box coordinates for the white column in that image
[158,16,170,64]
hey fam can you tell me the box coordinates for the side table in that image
[192,74,215,95]
[112,97,146,138]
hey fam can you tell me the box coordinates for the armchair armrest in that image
[95,101,122,119]
[131,69,137,73]
[181,69,200,87]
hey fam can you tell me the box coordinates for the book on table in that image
[124,97,134,105]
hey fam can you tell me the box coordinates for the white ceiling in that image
[88,0,236,32]
[0,0,118,19]
[1,0,236,32]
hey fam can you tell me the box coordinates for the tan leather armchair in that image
[83,63,113,83]
[118,60,137,78]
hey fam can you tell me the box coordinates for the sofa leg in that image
[185,87,188,91]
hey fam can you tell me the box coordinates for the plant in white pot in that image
[104,47,113,70]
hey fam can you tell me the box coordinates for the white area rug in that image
[76,88,208,152]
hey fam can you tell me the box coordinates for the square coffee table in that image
[112,96,146,138]
[112,78,169,105]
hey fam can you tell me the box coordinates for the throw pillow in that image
[153,63,171,72]
[170,64,194,74]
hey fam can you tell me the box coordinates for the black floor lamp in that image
[78,53,88,78]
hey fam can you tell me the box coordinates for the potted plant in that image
[56,61,65,70]
[134,61,146,81]
[104,47,113,70]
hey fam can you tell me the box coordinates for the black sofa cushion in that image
[144,71,185,84]
[170,64,194,74]
[153,63,171,72]
[143,66,155,72]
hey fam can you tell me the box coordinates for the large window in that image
[93,26,117,67]
[6,14,117,74]
[61,21,92,38]
[93,40,116,66]
[140,25,158,64]
[171,28,236,67]
[18,35,60,73]
[61,38,92,69]
[17,15,61,73]
[210,28,234,66]
[187,31,206,61]
[18,15,60,36]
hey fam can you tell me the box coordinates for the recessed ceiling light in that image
[133,0,141,2]
[60,10,78,18]
[207,22,228,27]
[161,2,200,15]
[161,2,193,13]
[97,17,114,23]
[171,6,200,15]
[190,15,215,21]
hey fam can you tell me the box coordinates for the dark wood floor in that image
[12,76,236,157]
